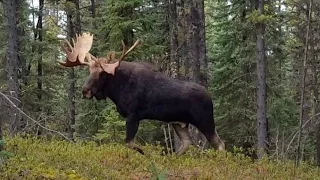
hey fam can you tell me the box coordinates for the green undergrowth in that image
[0,136,320,180]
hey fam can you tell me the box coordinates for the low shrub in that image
[0,136,319,179]
[0,140,14,166]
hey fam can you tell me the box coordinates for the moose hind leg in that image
[172,123,193,155]
[203,128,225,151]
[125,117,144,155]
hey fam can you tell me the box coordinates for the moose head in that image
[58,33,141,100]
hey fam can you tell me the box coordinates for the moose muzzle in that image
[82,87,93,99]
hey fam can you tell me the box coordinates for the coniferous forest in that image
[1,0,320,179]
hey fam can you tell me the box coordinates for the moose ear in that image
[100,61,120,75]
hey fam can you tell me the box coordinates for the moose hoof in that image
[126,141,145,155]
[135,148,145,155]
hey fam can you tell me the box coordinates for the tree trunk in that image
[65,0,81,140]
[312,53,320,166]
[198,0,208,87]
[169,0,181,152]
[186,0,208,149]
[37,0,44,103]
[36,0,44,136]
[315,4,320,167]
[4,0,23,136]
[0,99,2,150]
[188,2,200,84]
[256,0,268,159]
[90,0,96,18]
[296,0,312,167]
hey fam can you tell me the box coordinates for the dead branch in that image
[286,112,320,154]
[0,92,73,142]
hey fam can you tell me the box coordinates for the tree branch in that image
[0,92,73,142]
[286,112,320,154]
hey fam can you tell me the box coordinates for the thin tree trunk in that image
[256,0,268,159]
[169,0,179,79]
[315,5,320,167]
[37,0,43,103]
[4,0,23,136]
[186,0,207,149]
[36,0,44,136]
[66,0,81,140]
[169,0,181,152]
[198,0,208,87]
[197,0,209,149]
[177,0,189,80]
[296,0,312,167]
[75,0,81,34]
[188,1,201,84]
[90,0,96,18]
[0,100,2,150]
[17,0,28,86]
[312,52,320,165]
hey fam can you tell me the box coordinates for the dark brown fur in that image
[82,61,225,155]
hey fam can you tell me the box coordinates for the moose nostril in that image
[82,88,91,98]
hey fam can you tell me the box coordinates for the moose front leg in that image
[125,116,144,155]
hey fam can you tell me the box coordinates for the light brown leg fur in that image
[211,129,225,151]
[172,123,193,155]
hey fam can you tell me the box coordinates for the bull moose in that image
[58,32,225,155]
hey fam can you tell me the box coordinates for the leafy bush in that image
[1,136,320,179]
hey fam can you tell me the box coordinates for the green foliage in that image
[206,0,302,158]
[149,161,168,180]
[91,0,168,61]
[93,102,126,143]
[0,140,14,165]
[1,136,320,179]
[206,0,257,147]
[247,10,275,24]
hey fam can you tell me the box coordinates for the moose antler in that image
[58,33,141,75]
[119,40,140,62]
[59,32,96,67]
[104,40,141,63]
[99,40,141,75]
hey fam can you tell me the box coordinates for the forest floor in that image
[0,136,320,180]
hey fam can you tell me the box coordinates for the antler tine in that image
[85,53,98,64]
[72,37,77,49]
[90,54,98,62]
[98,40,141,75]
[121,40,126,58]
[64,39,73,52]
[60,40,78,63]
[119,40,141,62]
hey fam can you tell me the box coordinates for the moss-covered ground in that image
[0,136,320,180]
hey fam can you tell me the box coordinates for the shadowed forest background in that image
[1,0,320,176]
